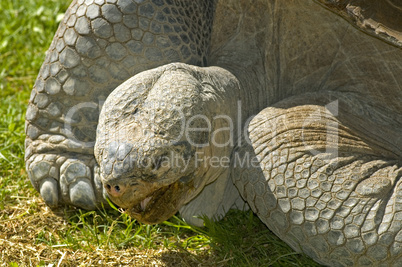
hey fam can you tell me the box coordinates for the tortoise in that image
[25,0,402,265]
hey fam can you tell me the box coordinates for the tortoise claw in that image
[60,159,97,210]
[39,178,59,208]
[69,179,97,210]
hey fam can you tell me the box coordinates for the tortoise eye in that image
[152,153,169,171]
[153,130,165,136]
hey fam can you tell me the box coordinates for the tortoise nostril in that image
[105,183,125,196]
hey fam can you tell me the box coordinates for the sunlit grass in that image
[0,0,69,211]
[0,0,321,266]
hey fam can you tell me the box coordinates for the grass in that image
[0,0,321,266]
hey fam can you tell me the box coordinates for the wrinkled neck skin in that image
[95,63,260,223]
[164,64,250,201]
[185,67,268,194]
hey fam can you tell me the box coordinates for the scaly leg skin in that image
[25,0,214,209]
[232,92,402,266]
[28,153,103,209]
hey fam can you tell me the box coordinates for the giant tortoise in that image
[25,0,402,265]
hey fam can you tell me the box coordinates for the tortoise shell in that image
[318,0,402,47]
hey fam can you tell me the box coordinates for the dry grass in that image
[0,187,319,267]
[1,193,316,266]
[0,195,218,266]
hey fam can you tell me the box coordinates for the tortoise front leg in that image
[25,0,215,209]
[233,92,402,266]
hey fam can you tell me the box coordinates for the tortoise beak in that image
[126,180,194,224]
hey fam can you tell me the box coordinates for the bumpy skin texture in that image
[220,1,402,266]
[94,63,244,224]
[25,0,214,209]
[233,93,402,266]
[26,0,402,266]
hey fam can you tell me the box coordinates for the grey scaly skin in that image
[25,0,214,209]
[26,0,402,266]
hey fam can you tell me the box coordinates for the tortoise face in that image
[94,66,210,224]
[98,137,198,224]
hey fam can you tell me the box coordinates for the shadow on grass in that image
[165,210,323,267]
[0,192,322,266]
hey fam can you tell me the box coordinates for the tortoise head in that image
[94,63,239,224]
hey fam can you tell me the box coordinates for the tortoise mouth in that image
[124,180,194,224]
